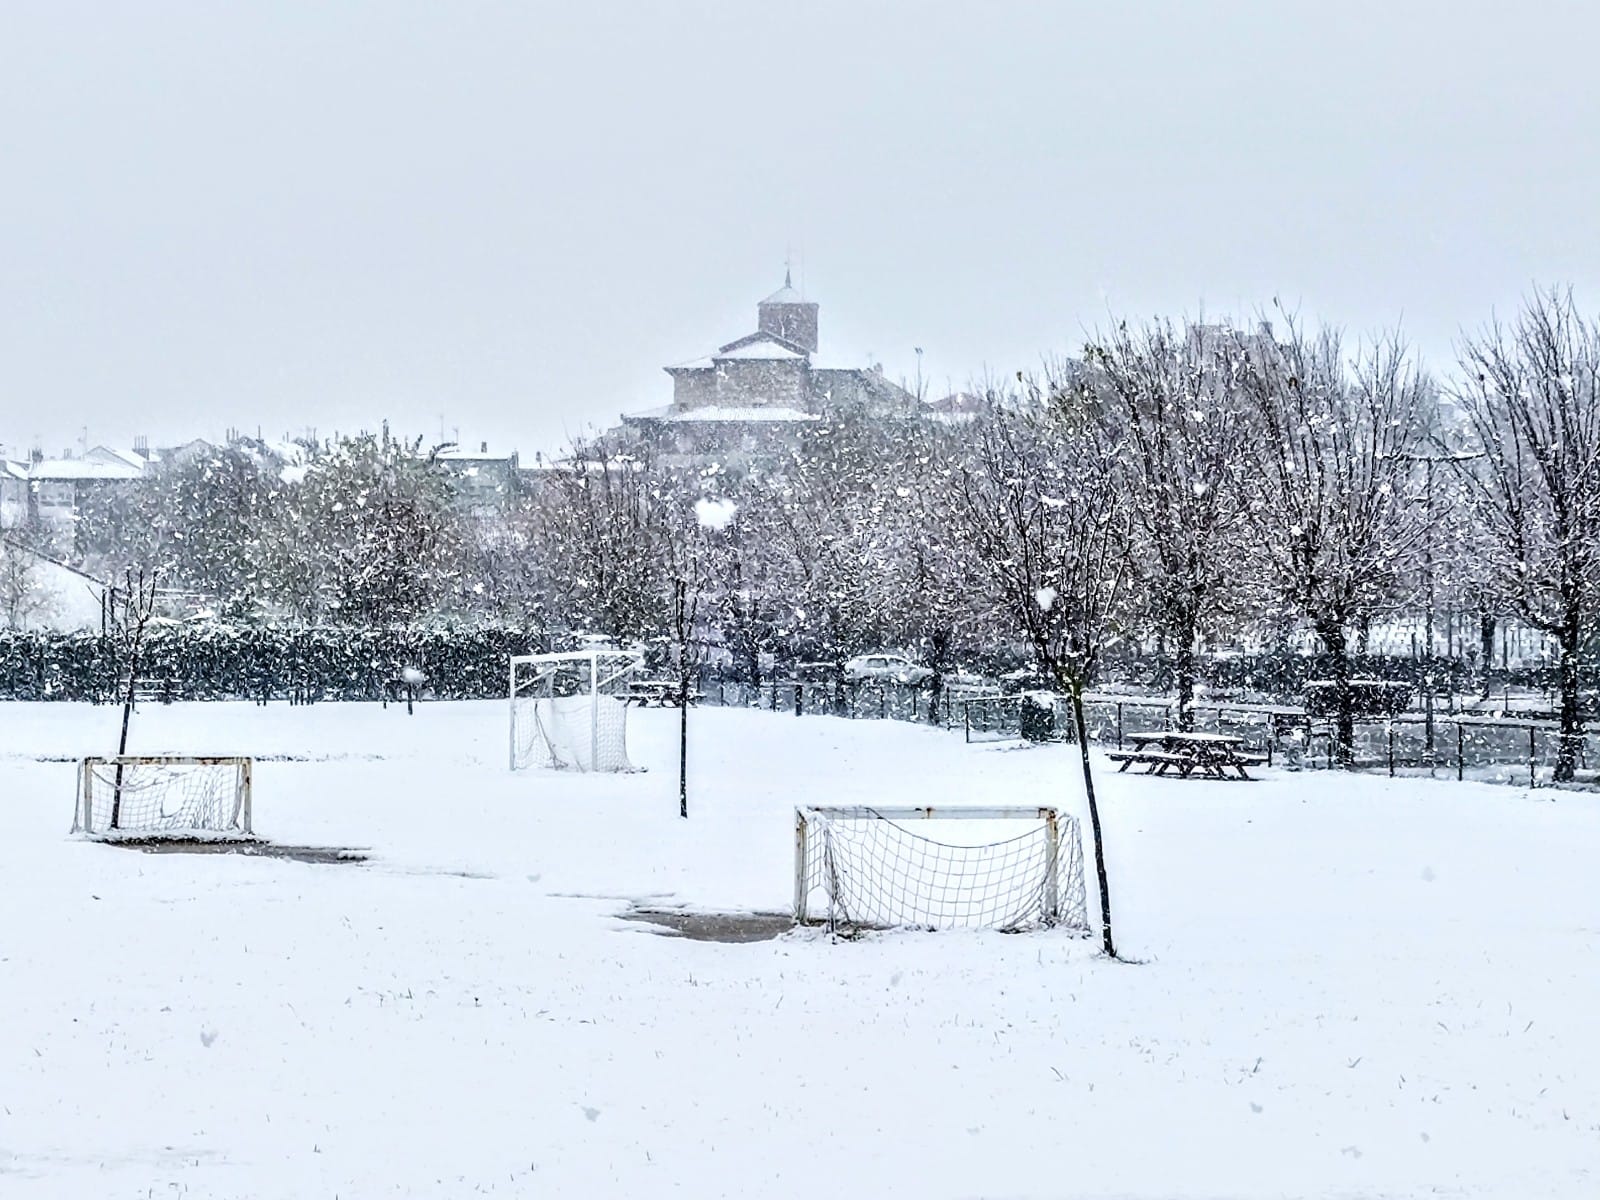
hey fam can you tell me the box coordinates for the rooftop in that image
[714,338,808,362]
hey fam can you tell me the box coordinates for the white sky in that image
[3,0,1597,459]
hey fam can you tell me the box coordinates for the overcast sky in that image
[3,0,1597,460]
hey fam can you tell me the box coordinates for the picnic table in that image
[625,680,702,707]
[1108,731,1267,780]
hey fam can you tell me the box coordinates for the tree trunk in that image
[926,628,951,724]
[1173,635,1197,732]
[678,687,689,819]
[1479,610,1497,700]
[1555,614,1581,784]
[1322,624,1356,769]
[1068,684,1116,958]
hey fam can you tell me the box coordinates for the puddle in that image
[100,839,366,865]
[623,908,793,943]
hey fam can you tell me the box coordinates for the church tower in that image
[756,270,819,354]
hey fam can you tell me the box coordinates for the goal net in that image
[73,756,253,838]
[510,650,642,772]
[795,805,1090,933]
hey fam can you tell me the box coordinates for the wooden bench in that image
[625,681,702,707]
[1108,750,1199,776]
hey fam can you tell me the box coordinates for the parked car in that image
[843,654,934,685]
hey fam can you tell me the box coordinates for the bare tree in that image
[108,567,162,829]
[1240,322,1434,766]
[529,439,665,644]
[1452,288,1600,781]
[1072,321,1253,727]
[952,397,1131,957]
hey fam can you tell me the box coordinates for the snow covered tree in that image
[279,434,462,625]
[1239,323,1434,766]
[952,395,1131,957]
[1452,288,1600,781]
[754,420,903,691]
[527,438,666,644]
[1072,320,1254,727]
[150,447,283,618]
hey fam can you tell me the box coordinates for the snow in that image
[694,497,738,531]
[21,457,144,480]
[658,406,820,423]
[713,340,807,361]
[2,701,1598,1197]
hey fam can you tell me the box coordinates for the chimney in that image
[480,441,488,454]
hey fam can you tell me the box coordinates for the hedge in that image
[0,624,544,703]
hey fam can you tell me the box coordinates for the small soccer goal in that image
[794,805,1090,933]
[73,756,253,839]
[510,650,643,772]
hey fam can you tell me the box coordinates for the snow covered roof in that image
[655,406,820,423]
[622,404,676,421]
[713,338,807,362]
[86,446,152,471]
[760,284,804,305]
[25,458,144,481]
[435,444,516,462]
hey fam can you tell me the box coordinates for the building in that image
[620,275,918,470]
[433,442,522,518]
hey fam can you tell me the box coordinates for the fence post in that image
[1387,724,1395,777]
[1529,725,1537,788]
[880,687,887,720]
[1457,721,1464,782]
[1116,703,1124,750]
[795,683,803,718]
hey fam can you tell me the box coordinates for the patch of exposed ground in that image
[100,838,366,865]
[622,907,792,943]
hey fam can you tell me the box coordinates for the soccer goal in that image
[73,756,253,838]
[509,650,643,772]
[794,805,1090,932]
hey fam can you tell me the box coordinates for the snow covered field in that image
[2,700,1597,1198]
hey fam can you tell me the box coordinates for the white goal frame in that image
[74,755,253,838]
[509,650,643,772]
[794,804,1090,932]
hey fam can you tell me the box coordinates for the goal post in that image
[74,756,253,838]
[794,805,1090,933]
[509,650,643,772]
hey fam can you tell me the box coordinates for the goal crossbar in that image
[794,804,1090,933]
[74,755,253,838]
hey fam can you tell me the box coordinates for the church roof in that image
[759,268,811,307]
[714,337,807,361]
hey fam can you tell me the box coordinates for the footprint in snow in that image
[582,1107,601,1122]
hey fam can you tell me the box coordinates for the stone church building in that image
[620,276,917,469]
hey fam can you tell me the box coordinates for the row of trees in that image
[19,289,1600,780]
[526,289,1600,782]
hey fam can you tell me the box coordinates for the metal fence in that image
[692,671,1597,789]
